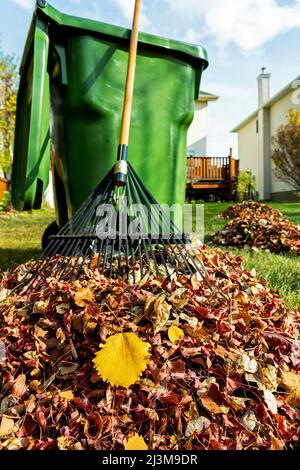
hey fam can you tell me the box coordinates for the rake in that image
[20,0,211,290]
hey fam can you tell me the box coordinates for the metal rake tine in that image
[97,239,104,269]
[57,238,85,281]
[159,238,180,275]
[66,238,90,280]
[141,238,151,271]
[124,238,130,282]
[164,240,189,275]
[172,238,194,276]
[48,238,80,280]
[137,241,144,279]
[117,237,123,276]
[182,241,212,290]
[145,237,161,277]
[108,238,115,278]
[156,240,171,278]
[129,238,136,284]
[22,239,66,292]
[176,238,211,289]
[101,238,110,275]
[72,238,94,280]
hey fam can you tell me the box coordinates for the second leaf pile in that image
[213,201,300,254]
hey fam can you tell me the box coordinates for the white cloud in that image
[114,0,155,33]
[9,0,34,10]
[167,0,300,52]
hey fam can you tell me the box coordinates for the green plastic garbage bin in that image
[12,1,208,229]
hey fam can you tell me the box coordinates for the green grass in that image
[0,202,299,309]
[0,208,55,271]
[203,202,300,309]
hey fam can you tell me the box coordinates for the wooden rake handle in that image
[114,0,142,186]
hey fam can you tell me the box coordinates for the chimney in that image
[257,67,271,106]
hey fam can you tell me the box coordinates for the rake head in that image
[20,163,211,291]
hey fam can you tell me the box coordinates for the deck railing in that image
[186,149,239,198]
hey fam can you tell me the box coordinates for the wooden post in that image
[229,147,234,200]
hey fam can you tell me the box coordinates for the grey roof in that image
[231,75,300,132]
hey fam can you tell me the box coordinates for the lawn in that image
[0,202,299,309]
[0,207,55,271]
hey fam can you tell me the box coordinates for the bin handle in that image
[114,0,141,186]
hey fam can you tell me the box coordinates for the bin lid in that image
[21,1,208,74]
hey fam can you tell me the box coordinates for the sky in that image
[1,0,300,156]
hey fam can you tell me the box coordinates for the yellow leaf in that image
[75,287,95,307]
[93,333,150,388]
[125,434,148,450]
[280,370,300,407]
[153,295,171,334]
[59,390,74,401]
[168,325,184,344]
[0,417,14,437]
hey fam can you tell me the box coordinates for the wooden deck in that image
[186,149,239,199]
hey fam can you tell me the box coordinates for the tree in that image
[0,49,18,179]
[271,109,300,191]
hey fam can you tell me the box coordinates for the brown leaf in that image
[280,370,300,407]
[83,412,103,439]
[0,417,14,437]
[56,327,66,345]
[83,314,98,335]
[152,295,171,334]
[144,294,156,317]
[12,374,27,398]
[200,385,229,415]
[168,288,188,309]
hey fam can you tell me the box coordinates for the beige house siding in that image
[237,118,260,191]
[233,77,300,200]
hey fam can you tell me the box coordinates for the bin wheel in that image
[42,221,59,251]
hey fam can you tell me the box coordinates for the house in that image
[232,69,300,201]
[187,90,219,156]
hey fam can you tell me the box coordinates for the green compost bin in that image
[12,0,208,228]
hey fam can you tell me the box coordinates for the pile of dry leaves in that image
[213,202,300,254]
[0,247,299,450]
[219,201,283,220]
